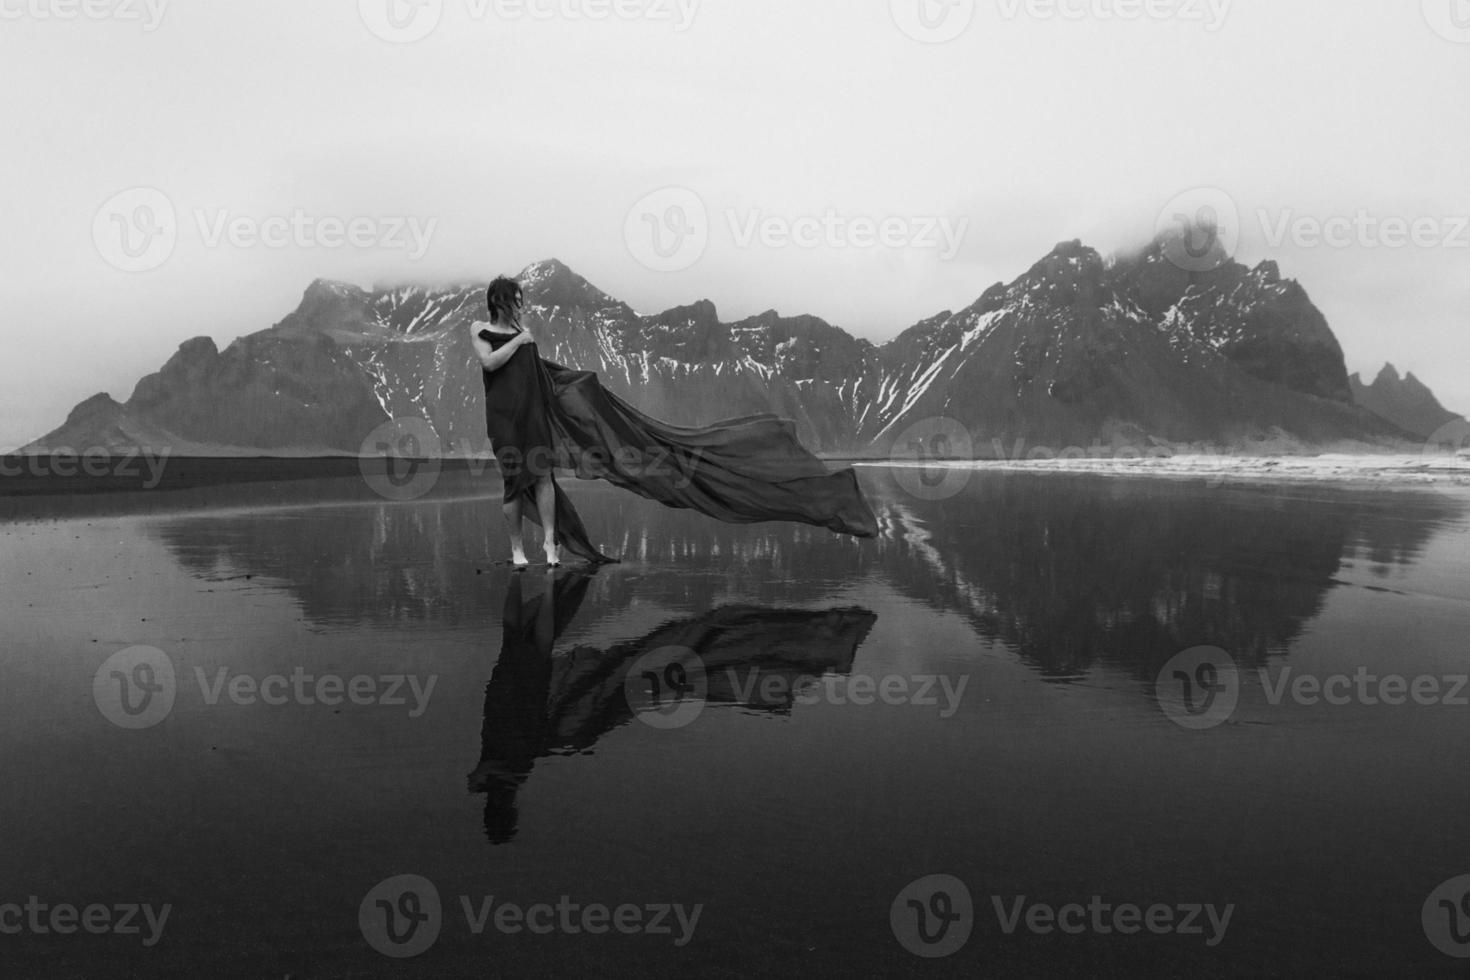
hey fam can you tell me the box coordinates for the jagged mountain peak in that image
[647,298,721,328]
[1352,362,1462,439]
[1044,238,1099,261]
[1010,239,1115,311]
[1252,259,1283,285]
[517,256,575,281]
[520,257,605,295]
[517,258,622,311]
[304,278,369,300]
[65,392,125,425]
[1032,239,1105,275]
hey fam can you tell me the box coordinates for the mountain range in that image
[20,233,1459,458]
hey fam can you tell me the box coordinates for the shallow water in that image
[2,466,1468,978]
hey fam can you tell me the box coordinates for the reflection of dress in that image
[479,327,880,564]
[468,569,878,844]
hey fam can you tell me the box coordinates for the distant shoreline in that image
[3,450,1468,496]
[857,453,1470,490]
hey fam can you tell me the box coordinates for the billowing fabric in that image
[479,328,878,564]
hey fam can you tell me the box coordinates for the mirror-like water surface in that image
[2,467,1467,977]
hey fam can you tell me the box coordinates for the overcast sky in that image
[3,0,1467,451]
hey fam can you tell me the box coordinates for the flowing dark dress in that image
[478,326,878,563]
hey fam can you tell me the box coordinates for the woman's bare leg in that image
[535,476,559,566]
[502,495,528,568]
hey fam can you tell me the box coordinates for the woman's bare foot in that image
[511,549,529,569]
[543,542,560,567]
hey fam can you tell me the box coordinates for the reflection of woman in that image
[468,569,593,844]
[470,276,879,567]
[468,568,878,844]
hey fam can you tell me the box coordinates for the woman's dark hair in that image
[486,276,524,326]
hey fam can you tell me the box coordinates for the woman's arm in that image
[472,330,532,373]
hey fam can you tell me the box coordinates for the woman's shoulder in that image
[471,320,516,339]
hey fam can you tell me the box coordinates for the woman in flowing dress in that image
[470,275,878,567]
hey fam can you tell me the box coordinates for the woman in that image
[473,278,561,567]
[471,275,878,567]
